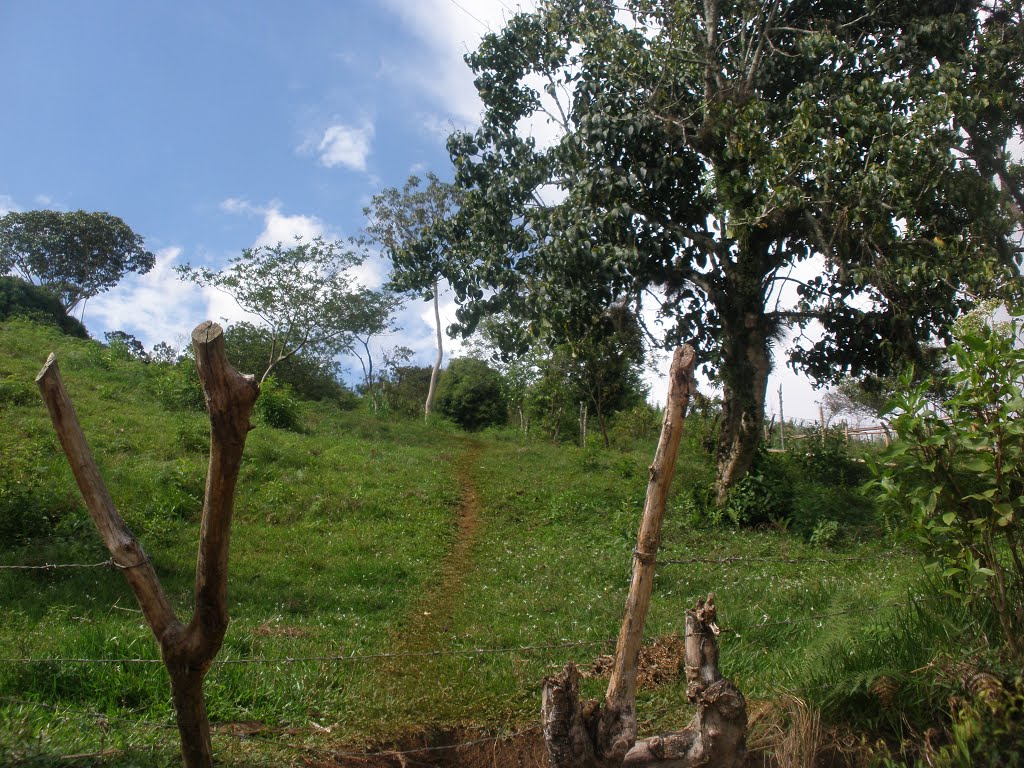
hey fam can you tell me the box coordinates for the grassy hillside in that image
[0,318,981,766]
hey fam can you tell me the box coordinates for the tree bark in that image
[424,281,443,418]
[621,597,746,768]
[542,346,746,768]
[714,313,771,506]
[36,321,259,768]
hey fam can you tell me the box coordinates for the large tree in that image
[363,174,462,418]
[177,237,392,384]
[440,0,1023,501]
[0,210,155,316]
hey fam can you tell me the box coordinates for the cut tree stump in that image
[541,346,747,768]
[36,321,259,768]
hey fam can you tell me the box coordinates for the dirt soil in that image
[390,439,484,654]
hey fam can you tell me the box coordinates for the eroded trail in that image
[392,438,484,652]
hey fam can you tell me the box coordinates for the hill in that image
[0,317,991,766]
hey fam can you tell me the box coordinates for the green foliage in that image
[0,439,79,545]
[363,173,461,298]
[436,357,507,431]
[254,376,300,431]
[928,677,1024,768]
[176,237,386,383]
[0,276,88,338]
[441,0,1023,496]
[871,323,1024,654]
[104,330,150,362]
[0,210,154,312]
[380,364,433,417]
[607,403,661,449]
[223,321,349,402]
[152,359,205,412]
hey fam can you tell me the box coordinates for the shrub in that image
[0,276,88,338]
[871,323,1024,655]
[153,360,205,411]
[223,321,350,403]
[436,357,508,431]
[255,376,300,431]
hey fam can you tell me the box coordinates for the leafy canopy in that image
[443,0,1023,380]
[176,237,391,383]
[363,173,462,299]
[0,210,155,313]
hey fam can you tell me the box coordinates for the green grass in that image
[0,318,953,765]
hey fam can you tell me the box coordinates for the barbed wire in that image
[0,556,151,571]
[0,598,920,667]
[0,559,116,571]
[0,637,619,667]
[654,551,908,567]
[0,694,541,760]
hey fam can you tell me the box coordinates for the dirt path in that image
[392,438,484,653]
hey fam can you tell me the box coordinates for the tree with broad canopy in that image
[0,210,155,316]
[436,0,1023,502]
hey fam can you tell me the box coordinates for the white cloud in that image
[379,0,527,127]
[316,121,374,171]
[86,247,214,347]
[255,207,326,247]
[219,197,330,248]
[0,194,20,215]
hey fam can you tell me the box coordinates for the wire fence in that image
[0,538,920,759]
[0,597,913,668]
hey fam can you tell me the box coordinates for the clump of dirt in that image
[302,727,549,768]
[582,634,685,689]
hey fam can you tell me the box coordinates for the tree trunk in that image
[714,313,771,506]
[167,664,212,767]
[424,281,443,419]
[542,346,746,768]
[37,321,258,768]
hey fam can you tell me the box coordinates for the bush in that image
[871,323,1024,655]
[608,403,661,449]
[436,357,508,431]
[0,276,88,338]
[223,321,350,403]
[255,376,300,431]
[153,360,205,411]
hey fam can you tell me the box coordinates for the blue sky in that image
[1,0,827,420]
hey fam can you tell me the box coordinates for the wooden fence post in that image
[541,346,746,768]
[36,321,258,768]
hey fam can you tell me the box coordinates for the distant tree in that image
[150,341,179,365]
[466,305,648,445]
[346,288,405,413]
[0,210,155,315]
[104,330,150,363]
[176,237,380,384]
[436,357,508,431]
[363,174,462,419]
[222,321,348,402]
[359,344,414,414]
[0,276,88,338]
[382,363,434,417]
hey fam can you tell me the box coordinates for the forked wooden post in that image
[36,321,259,768]
[541,346,746,768]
